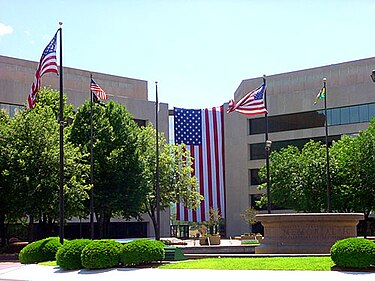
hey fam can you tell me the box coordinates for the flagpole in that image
[58,22,65,244]
[89,74,95,239]
[263,75,272,214]
[155,81,161,240]
[323,77,332,212]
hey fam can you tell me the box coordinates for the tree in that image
[0,88,89,241]
[258,140,328,212]
[330,119,375,234]
[138,124,202,238]
[69,100,146,238]
[0,110,15,246]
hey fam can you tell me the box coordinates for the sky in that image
[1,0,375,110]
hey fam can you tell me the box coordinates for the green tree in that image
[1,88,89,241]
[331,120,375,233]
[258,140,328,212]
[138,124,202,238]
[69,100,146,238]
[0,111,15,246]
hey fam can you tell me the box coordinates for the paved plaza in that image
[0,263,374,281]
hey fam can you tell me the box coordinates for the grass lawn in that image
[161,257,334,271]
[38,261,57,266]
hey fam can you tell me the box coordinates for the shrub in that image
[56,239,92,270]
[120,239,165,266]
[81,240,122,269]
[19,237,63,264]
[330,238,375,268]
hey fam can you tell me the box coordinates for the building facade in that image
[225,57,375,237]
[0,55,170,238]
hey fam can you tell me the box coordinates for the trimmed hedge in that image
[19,237,63,264]
[56,239,92,270]
[331,238,375,268]
[81,240,122,269]
[120,239,165,266]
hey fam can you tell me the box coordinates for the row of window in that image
[0,102,147,127]
[0,103,24,117]
[249,102,375,135]
[249,135,341,161]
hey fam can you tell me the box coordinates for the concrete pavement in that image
[0,263,374,281]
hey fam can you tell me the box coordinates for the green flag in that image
[313,85,326,105]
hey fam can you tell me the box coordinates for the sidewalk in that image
[0,263,374,281]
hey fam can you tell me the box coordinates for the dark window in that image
[359,104,369,122]
[248,111,326,135]
[249,103,375,135]
[249,169,261,185]
[341,107,350,124]
[250,143,266,160]
[349,106,359,123]
[331,108,340,125]
[369,103,375,120]
[134,119,146,127]
[250,135,341,160]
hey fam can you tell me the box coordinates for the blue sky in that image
[1,0,375,109]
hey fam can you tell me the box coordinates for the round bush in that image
[19,237,63,264]
[56,239,92,270]
[331,238,375,268]
[81,240,122,269]
[120,239,165,266]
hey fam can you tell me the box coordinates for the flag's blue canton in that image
[174,108,202,145]
[42,34,57,58]
[254,87,265,100]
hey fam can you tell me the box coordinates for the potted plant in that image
[240,207,258,238]
[199,208,222,245]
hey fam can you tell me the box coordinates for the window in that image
[250,135,342,160]
[248,102,375,135]
[133,119,146,127]
[249,169,261,186]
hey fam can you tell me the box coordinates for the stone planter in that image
[255,213,364,254]
[199,236,221,245]
[241,234,256,240]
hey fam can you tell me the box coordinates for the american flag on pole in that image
[90,78,108,101]
[174,106,226,222]
[27,31,59,109]
[227,83,268,116]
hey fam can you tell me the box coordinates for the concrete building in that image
[225,57,375,237]
[0,55,170,238]
[3,54,375,239]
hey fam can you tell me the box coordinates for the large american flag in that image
[174,106,226,222]
[27,31,59,109]
[227,83,268,116]
[90,78,108,101]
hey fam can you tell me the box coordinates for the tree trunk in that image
[0,212,6,247]
[28,215,35,241]
[148,210,157,238]
[363,212,369,239]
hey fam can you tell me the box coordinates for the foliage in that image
[120,239,165,266]
[19,237,63,264]
[56,239,92,269]
[206,207,222,235]
[1,88,90,240]
[81,240,122,269]
[258,140,328,211]
[161,257,334,271]
[137,124,202,237]
[70,100,146,238]
[330,119,375,220]
[330,238,375,268]
[240,207,257,225]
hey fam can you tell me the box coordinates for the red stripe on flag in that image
[212,107,222,212]
[198,144,205,221]
[204,109,214,214]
